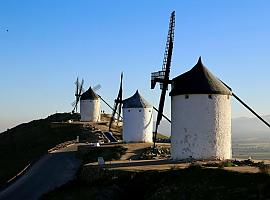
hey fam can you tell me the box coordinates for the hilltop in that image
[1,113,270,200]
[0,112,165,187]
[0,113,82,186]
[42,165,270,200]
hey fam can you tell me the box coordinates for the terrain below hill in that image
[0,113,82,187]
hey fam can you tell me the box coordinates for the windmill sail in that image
[72,78,84,113]
[109,72,123,131]
[151,11,175,147]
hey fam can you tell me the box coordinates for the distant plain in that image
[158,115,270,160]
[232,137,270,160]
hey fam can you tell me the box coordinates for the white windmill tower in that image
[122,90,153,143]
[80,87,101,122]
[170,57,232,160]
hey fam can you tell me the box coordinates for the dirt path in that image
[86,159,263,173]
[85,142,269,173]
[120,143,152,160]
[0,144,81,200]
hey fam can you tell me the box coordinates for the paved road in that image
[0,145,81,200]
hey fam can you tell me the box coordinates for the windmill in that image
[71,75,103,114]
[109,72,123,131]
[151,11,175,148]
[71,77,84,113]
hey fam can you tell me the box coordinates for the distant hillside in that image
[0,113,82,187]
[232,115,270,140]
[156,120,171,136]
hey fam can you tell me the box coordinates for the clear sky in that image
[1,0,270,132]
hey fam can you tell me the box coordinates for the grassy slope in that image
[156,133,169,139]
[0,113,81,186]
[41,166,270,200]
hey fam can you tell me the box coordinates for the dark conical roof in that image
[170,57,232,96]
[80,87,99,100]
[123,90,152,108]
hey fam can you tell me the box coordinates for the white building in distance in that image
[80,87,100,122]
[122,90,153,143]
[170,57,232,160]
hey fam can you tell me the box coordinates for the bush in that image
[218,160,234,168]
[188,162,203,170]
[258,163,270,174]
[80,146,127,164]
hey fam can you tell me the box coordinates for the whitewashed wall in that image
[80,99,100,122]
[171,94,231,160]
[123,107,153,143]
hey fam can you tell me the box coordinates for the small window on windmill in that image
[208,94,212,99]
[227,95,230,100]
[185,95,189,99]
[128,109,130,112]
[139,109,142,112]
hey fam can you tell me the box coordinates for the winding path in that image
[0,144,81,200]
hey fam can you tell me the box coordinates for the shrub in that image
[218,160,234,168]
[188,162,203,170]
[258,163,270,174]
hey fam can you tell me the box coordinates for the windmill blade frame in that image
[75,77,79,96]
[98,94,123,119]
[93,84,101,92]
[71,100,76,107]
[109,72,123,132]
[72,77,84,113]
[78,79,84,96]
[151,11,175,148]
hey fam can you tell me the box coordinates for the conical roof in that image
[123,90,152,108]
[80,87,99,100]
[170,57,232,96]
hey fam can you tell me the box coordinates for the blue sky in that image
[1,0,270,132]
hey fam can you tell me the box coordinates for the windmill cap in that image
[170,57,232,96]
[123,90,152,108]
[80,87,99,100]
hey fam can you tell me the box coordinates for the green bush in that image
[218,160,234,168]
